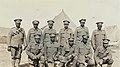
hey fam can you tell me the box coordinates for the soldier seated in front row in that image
[65,37,77,67]
[45,33,60,67]
[95,39,114,67]
[75,35,94,67]
[57,37,76,67]
[26,34,44,67]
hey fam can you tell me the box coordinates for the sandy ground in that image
[0,44,119,67]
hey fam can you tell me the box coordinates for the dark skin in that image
[97,24,102,30]
[64,24,69,29]
[35,38,41,44]
[68,41,74,47]
[82,38,88,44]
[48,23,53,29]
[103,43,108,49]
[33,24,39,29]
[15,21,21,28]
[50,37,55,43]
[80,20,86,27]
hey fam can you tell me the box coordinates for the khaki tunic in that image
[76,42,93,64]
[26,42,43,64]
[7,27,26,59]
[58,28,73,46]
[91,30,106,49]
[45,42,59,62]
[8,27,26,48]
[27,28,43,45]
[95,46,112,64]
[43,28,56,44]
[74,26,89,45]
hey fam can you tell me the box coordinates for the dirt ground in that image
[0,44,119,67]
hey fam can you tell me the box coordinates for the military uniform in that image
[75,35,94,67]
[95,39,113,67]
[27,20,43,45]
[65,38,77,67]
[74,19,89,45]
[58,20,73,46]
[43,20,56,45]
[91,22,106,50]
[26,35,44,67]
[45,34,60,67]
[7,19,26,67]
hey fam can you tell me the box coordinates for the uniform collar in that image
[33,28,39,31]
[64,28,69,31]
[80,26,85,28]
[50,41,55,44]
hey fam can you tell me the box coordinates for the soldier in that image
[95,39,113,67]
[43,20,56,46]
[45,33,60,67]
[26,34,44,67]
[7,19,26,67]
[74,19,89,46]
[75,35,94,67]
[65,37,77,67]
[58,20,73,46]
[27,20,43,45]
[91,22,107,51]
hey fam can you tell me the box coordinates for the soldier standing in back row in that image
[27,20,43,45]
[7,19,26,67]
[95,39,113,67]
[91,22,106,51]
[58,20,73,46]
[26,34,44,67]
[43,20,56,46]
[74,19,89,46]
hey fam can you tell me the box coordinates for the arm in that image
[26,29,31,45]
[74,28,78,43]
[86,47,93,59]
[36,45,44,59]
[23,29,27,49]
[26,44,36,59]
[91,31,96,50]
[40,30,43,44]
[86,27,89,38]
[7,29,12,46]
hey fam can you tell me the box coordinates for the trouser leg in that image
[11,47,16,67]
[16,59,21,67]
[11,59,16,67]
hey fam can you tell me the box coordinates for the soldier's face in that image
[103,43,108,48]
[64,24,69,29]
[15,22,21,28]
[33,24,38,29]
[69,41,74,46]
[48,24,53,28]
[83,38,88,44]
[35,38,41,43]
[80,22,85,26]
[50,37,55,42]
[97,25,102,30]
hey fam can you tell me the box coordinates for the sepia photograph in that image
[0,0,120,67]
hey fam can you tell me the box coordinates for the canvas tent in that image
[104,25,120,42]
[41,10,77,33]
